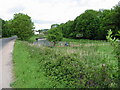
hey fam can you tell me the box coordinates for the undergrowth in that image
[12,40,118,88]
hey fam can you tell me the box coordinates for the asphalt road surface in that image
[1,36,17,48]
[0,36,17,89]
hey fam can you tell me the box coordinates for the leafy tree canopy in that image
[12,13,34,40]
[47,27,63,46]
[51,24,59,29]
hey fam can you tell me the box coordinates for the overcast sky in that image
[0,0,119,30]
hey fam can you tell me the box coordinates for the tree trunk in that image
[53,42,56,46]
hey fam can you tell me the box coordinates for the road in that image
[0,36,17,89]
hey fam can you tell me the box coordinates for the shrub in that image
[106,29,120,87]
[47,28,63,46]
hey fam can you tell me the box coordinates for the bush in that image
[42,47,118,88]
[106,29,120,87]
[47,28,63,46]
[26,45,118,88]
[13,40,118,88]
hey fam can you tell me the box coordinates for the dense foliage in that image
[2,19,15,37]
[51,24,59,29]
[106,30,120,87]
[54,4,120,40]
[0,18,2,36]
[73,10,100,39]
[47,27,63,46]
[12,13,34,40]
[61,21,74,38]
[1,3,120,40]
[1,13,34,40]
[11,2,119,88]
[12,40,118,88]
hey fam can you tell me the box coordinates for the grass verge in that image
[12,40,118,88]
[12,40,64,88]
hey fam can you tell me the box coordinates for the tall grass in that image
[12,40,118,88]
[62,38,107,44]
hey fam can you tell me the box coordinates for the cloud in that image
[0,0,119,29]
[34,23,52,29]
[33,19,58,24]
[8,5,25,14]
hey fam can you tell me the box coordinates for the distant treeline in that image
[1,2,120,40]
[52,3,120,40]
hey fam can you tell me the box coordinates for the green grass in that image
[28,34,46,43]
[62,38,107,44]
[12,40,65,88]
[12,39,118,88]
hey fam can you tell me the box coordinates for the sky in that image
[0,0,119,30]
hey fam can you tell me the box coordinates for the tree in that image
[47,28,63,46]
[62,20,74,38]
[12,13,34,40]
[0,18,2,37]
[38,29,42,34]
[98,9,117,39]
[47,3,120,40]
[112,4,120,39]
[113,5,120,28]
[1,19,14,37]
[51,24,59,29]
[73,10,100,39]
